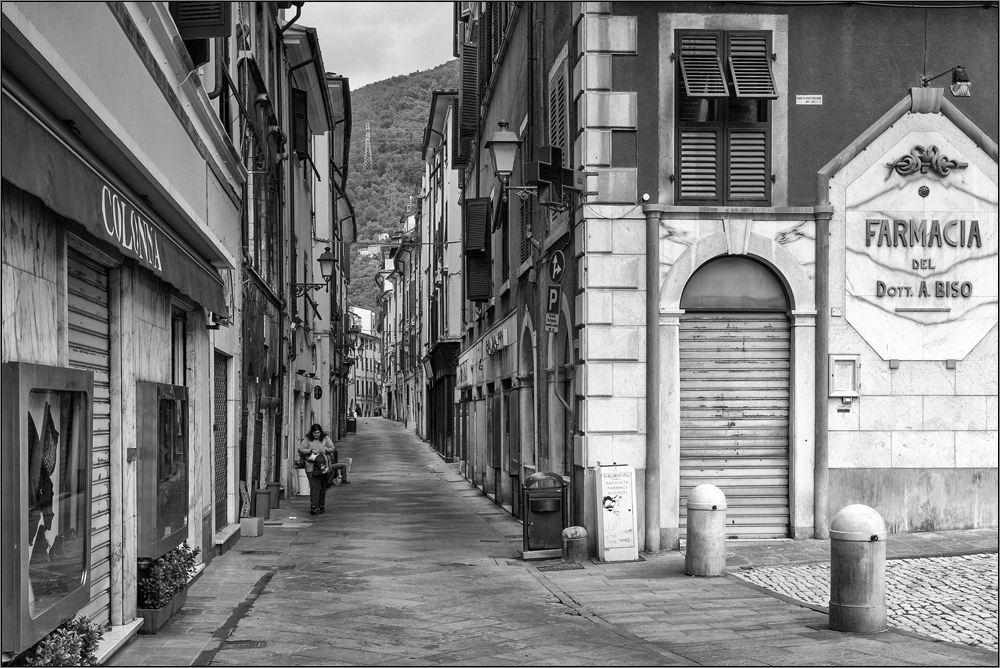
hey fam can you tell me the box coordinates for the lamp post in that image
[486,121,536,202]
[920,65,972,97]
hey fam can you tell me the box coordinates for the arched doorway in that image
[679,255,791,539]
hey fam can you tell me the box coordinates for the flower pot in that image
[172,587,188,615]
[137,603,173,635]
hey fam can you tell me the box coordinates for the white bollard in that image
[685,484,727,576]
[829,504,887,633]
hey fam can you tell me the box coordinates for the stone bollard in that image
[562,526,589,563]
[829,504,887,633]
[685,484,727,576]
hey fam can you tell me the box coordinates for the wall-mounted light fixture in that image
[920,65,971,97]
[485,121,537,203]
[291,247,337,298]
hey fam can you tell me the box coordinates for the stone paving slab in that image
[108,418,999,667]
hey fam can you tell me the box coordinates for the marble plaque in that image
[845,130,998,360]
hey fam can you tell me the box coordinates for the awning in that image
[2,91,229,316]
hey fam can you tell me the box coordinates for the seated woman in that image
[298,424,350,515]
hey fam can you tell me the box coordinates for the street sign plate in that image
[546,286,560,314]
[549,250,566,283]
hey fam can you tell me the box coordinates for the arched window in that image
[680,255,788,311]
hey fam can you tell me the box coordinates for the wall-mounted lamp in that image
[920,65,971,97]
[486,121,537,203]
[291,247,337,298]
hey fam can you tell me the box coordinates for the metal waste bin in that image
[521,472,567,560]
[346,417,357,434]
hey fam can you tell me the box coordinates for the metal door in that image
[67,249,112,627]
[679,311,790,538]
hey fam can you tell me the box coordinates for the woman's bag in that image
[312,451,332,476]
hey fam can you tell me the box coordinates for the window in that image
[675,30,776,205]
[292,88,309,157]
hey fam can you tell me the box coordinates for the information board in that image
[594,464,639,562]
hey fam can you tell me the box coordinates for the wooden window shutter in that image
[678,31,729,98]
[292,88,309,157]
[459,41,479,160]
[466,253,491,302]
[548,67,568,159]
[170,2,232,39]
[451,108,465,167]
[727,32,777,99]
[464,197,490,253]
[479,13,492,98]
[677,128,721,201]
[727,128,770,201]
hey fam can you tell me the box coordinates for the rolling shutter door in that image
[213,351,229,530]
[67,249,112,628]
[679,312,789,539]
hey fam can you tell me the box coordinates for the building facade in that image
[1,2,353,660]
[451,1,998,552]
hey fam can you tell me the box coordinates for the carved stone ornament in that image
[886,145,968,178]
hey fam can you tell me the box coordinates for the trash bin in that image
[346,417,357,434]
[521,471,567,560]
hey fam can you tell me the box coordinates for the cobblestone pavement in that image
[732,553,999,652]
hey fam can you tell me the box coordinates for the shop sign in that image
[595,464,639,562]
[100,185,162,272]
[485,329,507,355]
[845,135,997,360]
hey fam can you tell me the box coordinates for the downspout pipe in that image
[279,1,305,35]
[644,207,661,553]
[813,205,834,538]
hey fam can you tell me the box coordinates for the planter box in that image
[136,585,190,634]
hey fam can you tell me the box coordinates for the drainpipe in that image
[644,207,661,553]
[814,205,834,538]
[208,37,225,99]
[279,1,305,35]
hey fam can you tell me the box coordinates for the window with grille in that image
[676,30,775,206]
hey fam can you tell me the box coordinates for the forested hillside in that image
[346,59,460,312]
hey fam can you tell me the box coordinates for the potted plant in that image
[136,542,200,634]
[10,616,104,666]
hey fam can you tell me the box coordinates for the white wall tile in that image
[830,430,891,468]
[923,395,987,430]
[891,431,955,468]
[955,431,999,467]
[859,396,922,431]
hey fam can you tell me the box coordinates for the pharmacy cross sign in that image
[525,145,582,203]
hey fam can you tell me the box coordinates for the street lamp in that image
[291,246,337,297]
[920,65,972,97]
[486,121,536,202]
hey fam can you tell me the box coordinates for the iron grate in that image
[536,562,585,572]
[238,550,282,556]
[478,539,502,543]
[223,640,268,649]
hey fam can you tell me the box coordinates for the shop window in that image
[136,381,190,559]
[676,30,776,205]
[2,363,93,655]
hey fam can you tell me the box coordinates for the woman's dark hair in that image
[306,423,326,441]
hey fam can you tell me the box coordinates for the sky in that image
[298,2,456,90]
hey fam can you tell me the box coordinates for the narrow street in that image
[108,418,997,667]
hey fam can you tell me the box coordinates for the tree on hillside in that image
[345,59,459,313]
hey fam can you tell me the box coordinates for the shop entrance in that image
[678,256,790,539]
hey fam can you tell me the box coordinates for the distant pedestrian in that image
[298,424,350,515]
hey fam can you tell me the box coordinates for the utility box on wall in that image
[594,464,639,562]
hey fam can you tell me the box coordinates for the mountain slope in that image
[346,59,460,312]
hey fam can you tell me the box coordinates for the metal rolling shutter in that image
[67,249,112,627]
[213,352,229,530]
[679,312,789,539]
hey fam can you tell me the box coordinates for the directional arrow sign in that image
[549,250,566,284]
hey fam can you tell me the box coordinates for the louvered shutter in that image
[170,1,232,39]
[291,88,309,157]
[451,107,465,167]
[727,32,777,99]
[678,31,729,98]
[464,197,489,252]
[466,254,491,302]
[459,41,479,161]
[549,68,568,160]
[727,129,769,201]
[677,128,721,201]
[479,12,492,98]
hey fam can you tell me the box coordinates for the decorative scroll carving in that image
[886,145,968,178]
